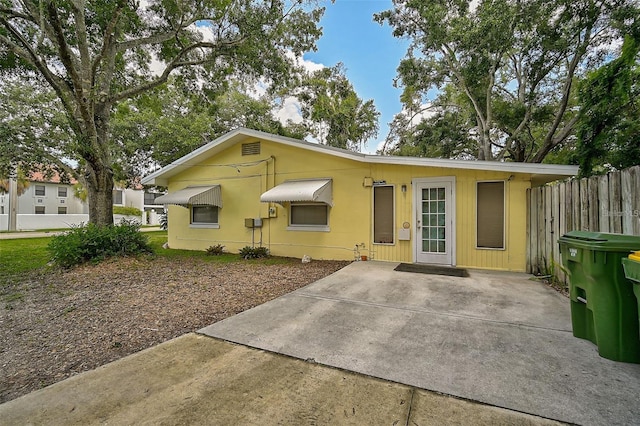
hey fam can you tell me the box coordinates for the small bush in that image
[113,206,142,216]
[239,246,269,259]
[48,220,153,268]
[205,244,225,255]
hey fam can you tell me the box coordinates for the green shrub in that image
[205,244,225,255]
[239,246,269,259]
[113,206,142,216]
[48,220,153,268]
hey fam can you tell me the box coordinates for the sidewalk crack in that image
[405,387,416,426]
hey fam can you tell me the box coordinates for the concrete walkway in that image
[200,261,640,426]
[0,334,561,425]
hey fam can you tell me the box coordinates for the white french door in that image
[413,177,455,265]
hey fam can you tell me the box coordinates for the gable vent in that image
[241,141,261,156]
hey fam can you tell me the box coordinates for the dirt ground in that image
[0,256,349,404]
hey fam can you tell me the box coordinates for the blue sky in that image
[303,0,410,153]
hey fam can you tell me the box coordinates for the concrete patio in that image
[200,261,640,425]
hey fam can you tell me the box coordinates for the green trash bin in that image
[622,252,640,339]
[558,231,640,363]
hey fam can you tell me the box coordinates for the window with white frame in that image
[58,186,67,197]
[289,203,328,227]
[373,185,394,244]
[35,206,45,214]
[191,205,218,225]
[58,206,67,214]
[477,181,505,249]
[35,185,45,196]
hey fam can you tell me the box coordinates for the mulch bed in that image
[0,256,350,403]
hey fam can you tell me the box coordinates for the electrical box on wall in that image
[245,218,263,228]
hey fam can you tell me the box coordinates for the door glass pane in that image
[429,227,437,239]
[421,186,447,254]
[422,227,429,239]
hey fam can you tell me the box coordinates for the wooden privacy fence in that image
[527,165,640,284]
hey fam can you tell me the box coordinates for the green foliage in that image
[0,80,75,180]
[239,246,270,259]
[376,0,635,163]
[48,220,153,268]
[205,244,226,256]
[296,63,379,151]
[113,206,142,216]
[110,80,309,173]
[0,1,324,225]
[576,36,640,176]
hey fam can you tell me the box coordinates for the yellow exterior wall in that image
[165,136,532,271]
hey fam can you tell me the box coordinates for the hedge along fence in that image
[527,165,640,284]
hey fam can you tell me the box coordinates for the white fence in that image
[0,214,148,231]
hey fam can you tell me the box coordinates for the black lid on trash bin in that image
[559,231,640,252]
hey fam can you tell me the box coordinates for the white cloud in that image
[274,96,303,124]
[192,23,215,42]
[286,51,325,73]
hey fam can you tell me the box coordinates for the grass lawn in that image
[0,237,52,275]
[2,230,288,281]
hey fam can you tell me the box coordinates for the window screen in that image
[35,206,45,214]
[58,207,67,214]
[477,181,505,249]
[35,185,45,196]
[192,205,218,224]
[290,203,328,226]
[374,186,394,244]
[58,187,67,197]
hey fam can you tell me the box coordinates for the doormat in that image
[394,263,469,277]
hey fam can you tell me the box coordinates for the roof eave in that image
[141,128,579,185]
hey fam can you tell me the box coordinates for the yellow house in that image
[142,128,577,272]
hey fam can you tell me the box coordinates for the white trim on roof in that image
[141,128,578,186]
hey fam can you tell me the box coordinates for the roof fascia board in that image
[141,128,578,185]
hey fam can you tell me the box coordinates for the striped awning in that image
[154,185,222,207]
[260,179,332,206]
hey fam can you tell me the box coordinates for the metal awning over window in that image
[260,179,332,206]
[154,185,222,207]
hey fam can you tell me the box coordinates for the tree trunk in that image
[84,105,114,226]
[85,163,114,225]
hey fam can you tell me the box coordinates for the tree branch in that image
[0,22,76,119]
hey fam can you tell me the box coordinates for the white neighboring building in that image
[0,172,165,230]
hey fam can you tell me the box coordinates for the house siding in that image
[164,136,534,271]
